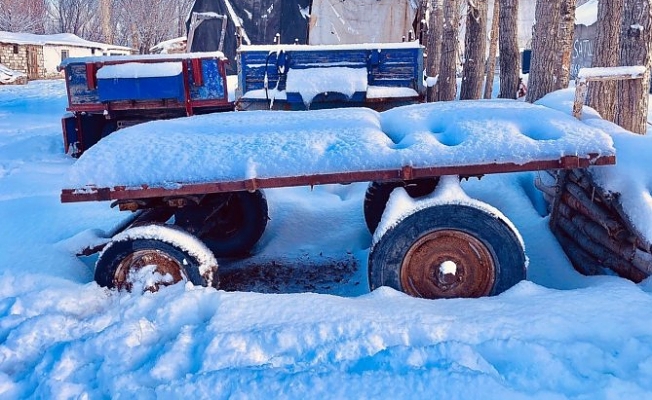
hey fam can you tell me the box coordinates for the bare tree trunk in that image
[484,0,500,99]
[616,0,652,134]
[587,0,624,122]
[526,0,561,102]
[100,0,112,43]
[554,0,576,90]
[460,0,488,100]
[498,0,520,99]
[438,0,461,101]
[426,0,444,102]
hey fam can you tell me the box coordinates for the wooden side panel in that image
[238,46,425,105]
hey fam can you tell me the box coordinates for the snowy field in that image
[1,80,652,399]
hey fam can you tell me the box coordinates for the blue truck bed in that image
[236,41,425,111]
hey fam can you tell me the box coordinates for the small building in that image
[0,31,134,80]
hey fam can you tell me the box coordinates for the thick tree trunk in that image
[554,0,576,90]
[483,0,500,99]
[426,0,444,102]
[437,0,461,101]
[100,0,112,43]
[460,0,488,100]
[526,0,561,102]
[616,0,652,134]
[586,0,624,122]
[498,0,520,99]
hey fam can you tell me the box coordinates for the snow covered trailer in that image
[59,52,233,157]
[60,101,616,299]
[236,42,425,111]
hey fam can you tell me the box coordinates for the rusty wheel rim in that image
[400,229,496,299]
[114,249,187,292]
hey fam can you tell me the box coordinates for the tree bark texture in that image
[437,0,461,101]
[484,0,500,99]
[426,0,444,102]
[526,0,561,102]
[616,0,652,134]
[554,0,576,90]
[498,0,520,99]
[460,0,488,100]
[586,0,624,122]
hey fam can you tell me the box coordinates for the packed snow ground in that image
[1,80,652,399]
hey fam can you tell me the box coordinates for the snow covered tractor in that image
[60,100,615,299]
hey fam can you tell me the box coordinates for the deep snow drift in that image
[1,80,652,399]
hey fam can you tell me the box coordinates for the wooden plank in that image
[572,80,588,119]
[573,67,646,119]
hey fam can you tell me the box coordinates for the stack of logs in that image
[536,169,652,282]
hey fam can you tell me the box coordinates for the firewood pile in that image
[536,169,652,282]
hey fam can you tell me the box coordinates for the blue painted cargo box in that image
[59,52,234,156]
[95,61,186,102]
[236,41,425,111]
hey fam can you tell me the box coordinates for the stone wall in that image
[0,43,46,79]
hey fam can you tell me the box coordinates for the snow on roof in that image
[67,100,615,190]
[575,0,598,27]
[0,30,132,52]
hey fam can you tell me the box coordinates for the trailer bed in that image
[61,100,616,203]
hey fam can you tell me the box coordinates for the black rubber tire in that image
[364,178,440,234]
[174,190,268,257]
[95,234,210,290]
[368,203,526,299]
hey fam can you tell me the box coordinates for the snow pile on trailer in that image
[67,100,615,189]
[96,62,183,79]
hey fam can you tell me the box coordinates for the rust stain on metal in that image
[61,155,616,203]
[401,229,496,299]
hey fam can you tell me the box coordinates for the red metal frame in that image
[85,62,97,90]
[61,154,615,203]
